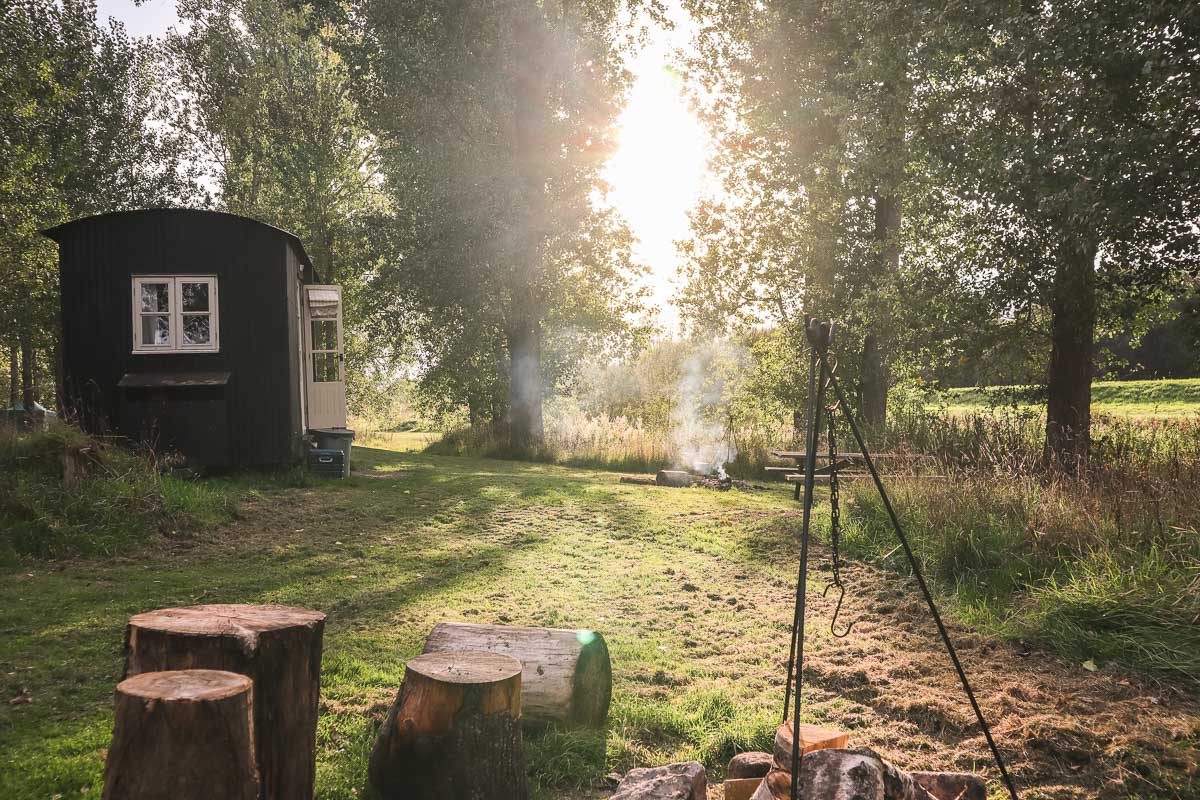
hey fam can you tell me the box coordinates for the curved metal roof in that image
[42,207,317,276]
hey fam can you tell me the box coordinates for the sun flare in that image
[604,39,714,328]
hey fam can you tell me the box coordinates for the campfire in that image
[618,465,766,491]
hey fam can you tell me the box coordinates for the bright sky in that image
[97,0,178,37]
[95,0,712,331]
[603,6,714,333]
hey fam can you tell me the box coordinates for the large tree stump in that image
[102,669,258,800]
[122,604,325,800]
[422,621,612,727]
[369,650,528,800]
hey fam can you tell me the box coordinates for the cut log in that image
[655,470,693,487]
[101,669,258,800]
[751,751,886,800]
[727,751,772,779]
[771,721,850,772]
[369,650,528,800]
[723,777,763,800]
[122,604,326,800]
[910,772,987,800]
[620,476,658,486]
[422,621,612,727]
[753,749,939,800]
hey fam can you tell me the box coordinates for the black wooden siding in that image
[45,209,314,467]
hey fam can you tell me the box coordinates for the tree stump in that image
[422,621,612,727]
[122,604,326,800]
[369,650,528,800]
[101,669,258,800]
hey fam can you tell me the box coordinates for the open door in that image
[304,285,347,429]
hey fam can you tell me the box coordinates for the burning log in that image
[655,470,693,487]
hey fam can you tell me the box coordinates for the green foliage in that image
[168,0,393,415]
[345,0,650,442]
[0,0,199,401]
[842,407,1200,683]
[0,423,236,563]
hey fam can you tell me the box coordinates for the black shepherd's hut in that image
[43,209,348,468]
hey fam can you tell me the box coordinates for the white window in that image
[132,276,219,353]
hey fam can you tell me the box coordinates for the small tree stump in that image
[122,604,326,800]
[422,621,612,727]
[101,669,258,800]
[369,651,528,800]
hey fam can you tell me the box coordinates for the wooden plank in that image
[723,777,762,800]
[784,473,948,482]
[770,451,934,460]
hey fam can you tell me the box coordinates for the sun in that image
[603,32,714,330]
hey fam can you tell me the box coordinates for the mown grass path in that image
[1,441,1196,798]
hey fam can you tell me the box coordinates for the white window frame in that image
[131,276,220,354]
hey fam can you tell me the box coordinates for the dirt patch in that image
[782,557,1199,798]
[353,470,414,480]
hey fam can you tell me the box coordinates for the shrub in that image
[0,422,235,563]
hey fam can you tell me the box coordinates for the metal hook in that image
[822,581,858,638]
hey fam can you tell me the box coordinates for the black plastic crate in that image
[307,448,345,478]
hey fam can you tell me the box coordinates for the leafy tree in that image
[682,0,1200,468]
[0,0,197,410]
[919,0,1200,466]
[168,0,391,414]
[680,0,931,427]
[347,0,651,449]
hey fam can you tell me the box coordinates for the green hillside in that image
[942,378,1200,419]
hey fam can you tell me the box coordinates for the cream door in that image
[304,285,347,429]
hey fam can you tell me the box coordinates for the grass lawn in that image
[940,378,1200,420]
[2,437,1197,799]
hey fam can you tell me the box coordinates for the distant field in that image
[940,378,1200,420]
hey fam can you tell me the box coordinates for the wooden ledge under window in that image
[117,371,231,389]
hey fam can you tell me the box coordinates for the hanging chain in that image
[822,361,857,639]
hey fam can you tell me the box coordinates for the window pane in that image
[183,314,211,345]
[312,351,339,382]
[141,315,170,346]
[140,283,170,313]
[311,319,337,351]
[181,282,209,312]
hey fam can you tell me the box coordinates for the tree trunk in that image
[20,339,35,411]
[507,10,550,454]
[859,62,906,429]
[101,669,258,800]
[507,319,543,451]
[8,345,17,408]
[1044,238,1098,472]
[369,650,528,800]
[859,331,888,429]
[123,604,326,800]
[422,621,612,727]
[52,337,64,416]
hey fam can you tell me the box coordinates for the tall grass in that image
[429,398,679,473]
[844,408,1200,683]
[0,422,236,563]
